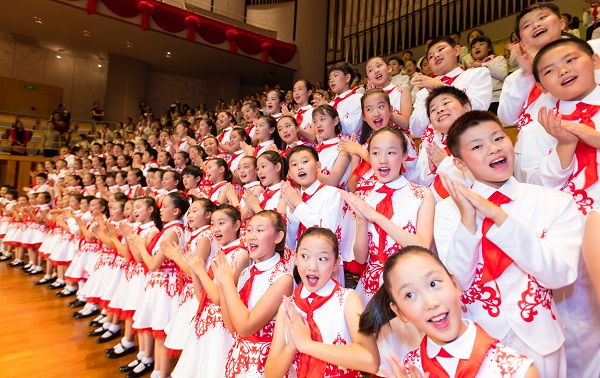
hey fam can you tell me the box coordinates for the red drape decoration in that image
[76,0,296,64]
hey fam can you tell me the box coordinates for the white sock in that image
[92,314,104,322]
[56,278,65,284]
[122,337,135,348]
[66,285,77,292]
[101,308,107,315]
[132,361,148,374]
[127,359,141,367]
[108,323,120,333]
[150,370,160,378]
[42,274,51,279]
[99,316,107,324]
[136,351,144,360]
[141,356,154,364]
[102,322,110,330]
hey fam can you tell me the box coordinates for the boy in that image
[469,36,507,114]
[182,165,203,198]
[410,36,492,138]
[327,61,363,139]
[388,56,410,87]
[435,110,581,378]
[59,146,75,169]
[282,145,345,282]
[412,86,474,202]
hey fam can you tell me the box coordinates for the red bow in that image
[332,87,360,109]
[439,68,464,85]
[478,191,513,285]
[296,108,307,126]
[374,185,395,263]
[296,184,326,241]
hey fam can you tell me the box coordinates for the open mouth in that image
[437,113,450,123]
[214,233,223,241]
[532,28,546,38]
[248,243,258,253]
[561,76,576,86]
[373,118,384,128]
[375,73,383,81]
[378,167,391,177]
[490,157,507,169]
[306,275,319,286]
[297,171,307,179]
[428,313,449,329]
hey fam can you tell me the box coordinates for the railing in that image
[326,0,544,65]
[245,0,294,4]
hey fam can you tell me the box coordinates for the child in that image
[181,165,204,198]
[313,105,352,189]
[248,116,280,158]
[216,111,235,150]
[327,61,364,139]
[213,210,293,377]
[130,192,189,378]
[240,102,260,141]
[205,158,232,203]
[157,151,172,170]
[434,111,582,377]
[243,151,286,218]
[410,36,492,137]
[469,36,507,114]
[277,116,304,156]
[265,90,285,121]
[173,151,190,173]
[142,148,159,177]
[223,156,264,221]
[226,128,249,176]
[292,80,317,145]
[265,227,380,377]
[412,86,475,202]
[126,169,146,199]
[359,246,538,377]
[171,205,248,378]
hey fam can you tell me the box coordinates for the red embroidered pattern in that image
[408,183,427,199]
[563,181,595,215]
[517,111,533,132]
[493,344,526,377]
[359,233,400,297]
[194,300,223,339]
[224,320,275,377]
[460,264,502,317]
[146,270,182,298]
[518,275,556,322]
[420,125,435,145]
[403,220,416,234]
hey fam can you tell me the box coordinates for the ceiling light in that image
[56,55,61,59]
[98,64,102,68]
[166,51,172,58]
[83,30,91,37]
[34,17,42,24]
[126,41,133,48]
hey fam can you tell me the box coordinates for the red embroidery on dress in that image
[540,229,548,239]
[403,220,416,234]
[320,167,331,176]
[359,233,400,297]
[194,300,222,339]
[460,264,502,317]
[563,181,594,215]
[224,321,275,377]
[517,111,533,132]
[408,183,427,199]
[493,344,526,377]
[420,126,435,145]
[518,275,556,322]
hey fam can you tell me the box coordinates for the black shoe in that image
[89,318,105,328]
[47,281,65,290]
[74,309,100,319]
[28,269,44,275]
[88,327,106,337]
[125,362,154,378]
[8,260,23,267]
[97,330,121,344]
[106,344,136,359]
[0,254,12,261]
[56,289,76,298]
[69,299,86,308]
[35,277,55,285]
[119,359,141,373]
[21,263,32,271]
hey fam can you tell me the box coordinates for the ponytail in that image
[359,285,397,337]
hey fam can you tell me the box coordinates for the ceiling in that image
[0,0,296,86]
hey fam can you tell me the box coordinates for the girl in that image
[202,136,221,158]
[163,198,218,359]
[173,151,190,173]
[205,158,232,203]
[157,151,173,170]
[216,111,235,151]
[247,116,281,157]
[142,148,159,176]
[130,192,189,378]
[162,170,184,195]
[4,195,30,267]
[82,173,97,197]
[91,156,106,176]
[343,126,434,373]
[265,227,380,377]
[117,154,132,171]
[126,169,146,199]
[313,105,352,189]
[224,156,263,221]
[292,80,317,144]
[107,198,160,364]
[174,123,192,153]
[213,210,293,377]
[106,155,119,172]
[171,204,248,378]
[240,101,260,140]
[132,152,143,169]
[22,192,52,275]
[266,90,285,121]
[197,119,217,143]
[227,128,250,176]
[115,171,129,195]
[245,151,286,218]
[359,246,538,377]
[277,116,304,157]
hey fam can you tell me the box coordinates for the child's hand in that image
[411,73,444,91]
[339,138,364,156]
[561,121,600,148]
[538,107,579,146]
[311,96,329,107]
[183,248,206,273]
[224,183,238,203]
[438,173,477,233]
[106,224,118,238]
[217,186,230,205]
[281,182,302,208]
[242,189,260,209]
[281,104,291,116]
[366,80,376,90]
[459,187,509,227]
[211,250,234,284]
[341,191,374,221]
[470,60,484,68]
[508,41,534,76]
[282,297,311,352]
[380,356,429,378]
[425,143,449,170]
[240,141,255,156]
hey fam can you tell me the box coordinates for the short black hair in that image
[425,86,471,117]
[327,61,356,85]
[426,36,458,57]
[447,110,504,158]
[387,56,404,66]
[470,35,492,49]
[287,144,319,163]
[514,2,561,39]
[532,38,594,83]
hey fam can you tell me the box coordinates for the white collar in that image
[244,181,261,189]
[139,221,155,230]
[221,238,242,249]
[373,175,408,190]
[322,137,340,144]
[268,182,283,191]
[426,319,476,360]
[471,176,518,202]
[558,85,600,112]
[251,253,280,271]
[300,278,336,299]
[258,140,274,147]
[383,83,395,91]
[440,67,464,78]
[299,105,312,111]
[302,179,323,195]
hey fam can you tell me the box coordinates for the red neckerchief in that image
[419,323,497,378]
[238,259,277,306]
[208,181,228,201]
[557,100,600,190]
[482,55,494,63]
[296,108,307,125]
[246,123,256,137]
[384,85,397,95]
[316,139,338,153]
[478,191,513,285]
[146,221,183,256]
[217,127,231,143]
[253,142,272,157]
[296,183,326,241]
[228,151,245,168]
[294,281,341,378]
[332,87,360,109]
[259,186,280,209]
[374,184,396,262]
[439,67,465,85]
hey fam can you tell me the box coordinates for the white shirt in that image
[331,88,363,139]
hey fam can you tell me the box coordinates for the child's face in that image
[256,157,280,187]
[293,82,312,105]
[255,118,274,141]
[205,160,223,183]
[471,41,490,61]
[229,131,243,151]
[92,145,101,154]
[83,174,94,186]
[182,173,200,189]
[124,201,134,222]
[388,254,465,346]
[148,135,158,146]
[113,146,123,156]
[402,52,412,63]
[133,200,152,223]
[106,176,116,186]
[35,176,46,186]
[217,112,231,128]
[176,124,187,137]
[328,70,350,94]
[428,94,471,134]
[237,158,257,184]
[115,174,126,186]
[369,131,406,184]
[127,171,140,185]
[157,152,168,166]
[154,174,164,189]
[288,151,319,189]
[454,121,514,189]
[366,58,391,87]
[199,120,213,134]
[133,154,142,165]
[362,93,392,131]
[388,59,402,76]
[203,138,218,155]
[80,199,90,212]
[295,235,338,292]
[518,8,565,52]
[313,111,339,140]
[535,44,600,101]
[246,215,283,262]
[142,151,152,164]
[427,42,461,75]
[277,118,299,145]
[266,92,282,115]
[110,202,124,220]
[187,201,209,229]
[82,160,92,170]
[211,210,239,246]
[468,30,482,44]
[159,195,179,222]
[404,60,417,76]
[56,160,66,170]
[174,153,187,168]
[45,161,54,171]
[117,155,127,168]
[162,172,178,191]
